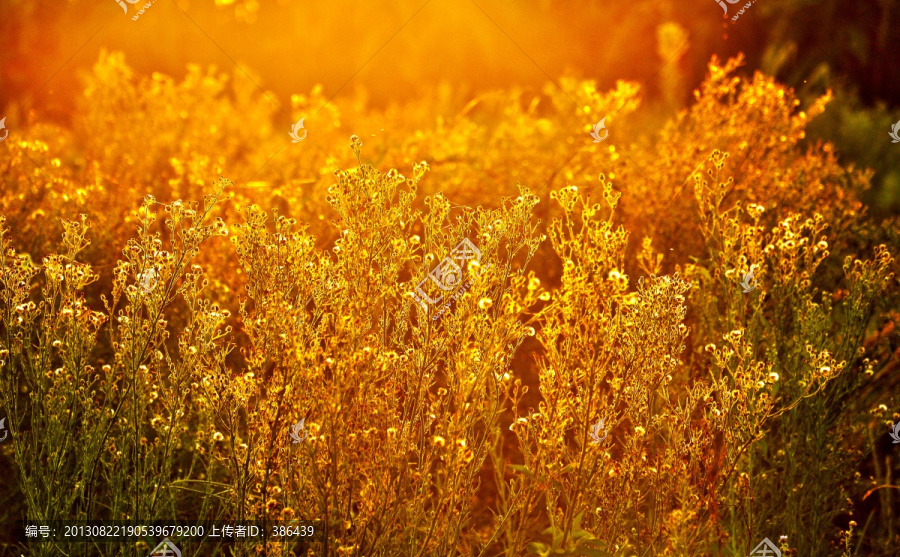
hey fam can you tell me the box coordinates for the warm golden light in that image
[1,1,899,556]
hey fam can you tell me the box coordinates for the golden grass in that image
[1,52,899,556]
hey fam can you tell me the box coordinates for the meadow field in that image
[1,1,899,556]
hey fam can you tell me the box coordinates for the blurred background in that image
[1,0,899,211]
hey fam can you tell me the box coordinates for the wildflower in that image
[634,426,646,437]
[212,432,224,442]
[478,298,493,309]
[433,435,446,447]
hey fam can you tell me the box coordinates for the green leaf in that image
[526,542,551,557]
[576,536,607,549]
[573,510,585,531]
[510,464,536,479]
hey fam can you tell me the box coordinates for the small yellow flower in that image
[433,435,446,447]
[634,426,646,437]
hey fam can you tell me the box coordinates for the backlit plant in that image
[1,52,898,556]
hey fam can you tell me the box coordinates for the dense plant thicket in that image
[1,53,899,556]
